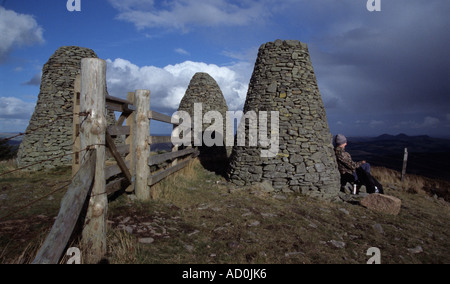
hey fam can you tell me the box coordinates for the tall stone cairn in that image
[17,46,102,170]
[227,40,340,200]
[178,72,231,157]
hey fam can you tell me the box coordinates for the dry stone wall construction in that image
[227,40,341,200]
[178,72,231,158]
[17,46,116,170]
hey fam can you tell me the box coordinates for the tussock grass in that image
[107,162,450,264]
[1,159,449,264]
[373,166,450,201]
[0,159,17,171]
[106,229,140,264]
[150,158,200,201]
[0,161,72,264]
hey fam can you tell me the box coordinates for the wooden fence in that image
[33,58,198,264]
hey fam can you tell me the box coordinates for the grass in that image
[1,158,449,264]
[106,160,450,264]
[0,160,72,263]
[372,166,450,201]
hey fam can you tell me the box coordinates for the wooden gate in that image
[34,57,198,264]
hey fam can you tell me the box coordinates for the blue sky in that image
[0,0,449,137]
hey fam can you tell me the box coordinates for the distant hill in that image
[3,132,449,181]
[0,133,21,160]
[0,132,173,154]
[150,143,173,153]
[346,134,450,181]
[0,133,22,146]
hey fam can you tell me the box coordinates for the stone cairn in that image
[17,46,115,170]
[227,40,340,200]
[177,72,230,167]
[178,73,229,128]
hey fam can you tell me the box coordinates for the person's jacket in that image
[335,146,364,175]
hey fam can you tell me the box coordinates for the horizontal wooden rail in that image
[105,161,131,180]
[107,126,131,136]
[106,177,130,195]
[106,95,136,114]
[149,136,172,144]
[148,158,192,186]
[149,111,178,125]
[33,149,97,264]
[149,147,197,166]
[106,144,130,159]
[106,95,133,106]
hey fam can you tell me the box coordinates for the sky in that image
[0,0,449,137]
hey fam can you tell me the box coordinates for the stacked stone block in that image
[178,72,231,158]
[227,40,340,200]
[17,46,115,170]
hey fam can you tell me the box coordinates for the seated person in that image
[334,134,382,194]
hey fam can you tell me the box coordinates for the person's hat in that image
[335,134,347,146]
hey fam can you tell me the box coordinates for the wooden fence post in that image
[80,58,107,263]
[401,148,408,182]
[125,92,136,193]
[134,90,151,200]
[32,150,97,264]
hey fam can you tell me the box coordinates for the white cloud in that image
[174,48,190,56]
[393,117,441,130]
[0,118,31,133]
[0,97,35,120]
[106,58,249,113]
[369,120,384,128]
[108,0,268,31]
[418,116,440,128]
[0,7,44,62]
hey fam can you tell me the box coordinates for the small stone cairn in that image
[178,72,231,159]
